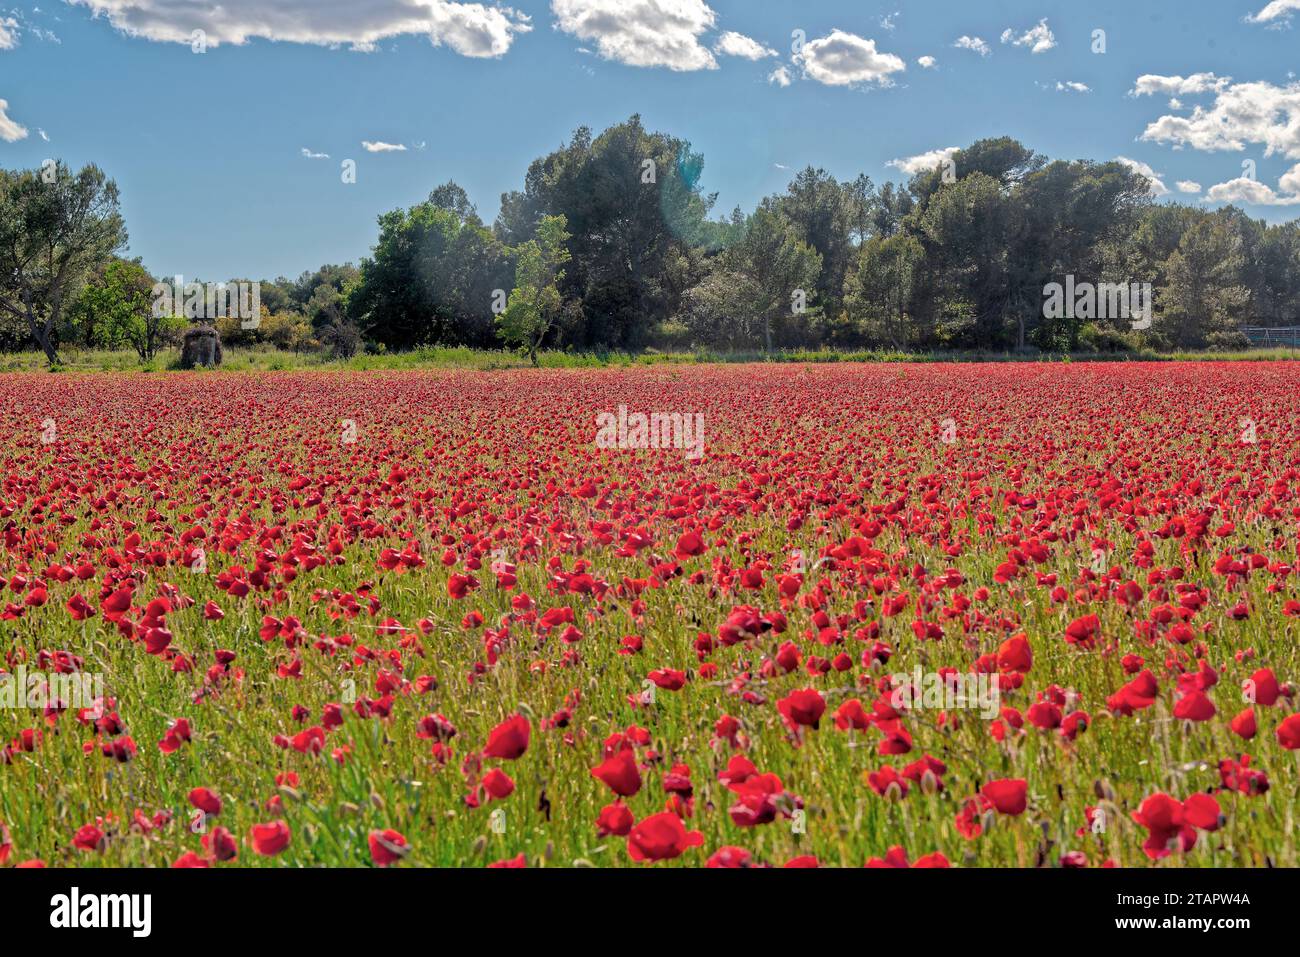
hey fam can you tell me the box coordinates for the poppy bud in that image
[1093,778,1116,803]
[920,769,940,795]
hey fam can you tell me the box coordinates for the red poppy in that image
[777,688,826,730]
[591,748,642,797]
[627,812,703,862]
[249,820,292,856]
[368,829,409,866]
[981,779,1028,816]
[188,787,222,816]
[483,713,530,760]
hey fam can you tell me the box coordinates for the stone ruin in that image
[180,324,223,369]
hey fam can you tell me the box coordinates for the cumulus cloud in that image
[67,0,531,56]
[1000,19,1055,53]
[362,141,407,152]
[1282,163,1300,193]
[768,65,791,87]
[1115,156,1170,197]
[888,146,959,176]
[1176,180,1202,193]
[1056,80,1090,93]
[551,0,718,71]
[0,99,28,142]
[1247,1,1300,24]
[1130,72,1232,97]
[795,29,905,87]
[713,30,775,60]
[953,35,990,56]
[1137,79,1300,159]
[917,55,936,69]
[1204,174,1300,205]
[301,147,330,159]
[0,16,19,50]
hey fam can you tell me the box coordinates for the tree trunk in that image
[23,297,60,366]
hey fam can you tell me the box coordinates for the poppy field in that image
[2,361,1300,869]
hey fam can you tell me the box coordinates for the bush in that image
[1078,322,1139,354]
[1206,330,1252,352]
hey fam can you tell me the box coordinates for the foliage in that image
[495,215,571,365]
[0,161,127,365]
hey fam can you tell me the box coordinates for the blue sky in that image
[2,0,1299,280]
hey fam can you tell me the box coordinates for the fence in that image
[1241,326,1300,349]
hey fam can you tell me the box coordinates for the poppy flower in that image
[1277,714,1300,750]
[596,802,635,837]
[482,768,515,800]
[249,820,292,856]
[591,748,642,797]
[626,812,703,863]
[483,714,530,760]
[188,787,222,816]
[202,826,238,862]
[368,829,409,866]
[72,825,105,852]
[981,779,1028,816]
[777,688,826,731]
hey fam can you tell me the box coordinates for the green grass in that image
[5,343,1300,373]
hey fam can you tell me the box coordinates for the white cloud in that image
[0,16,19,50]
[1204,174,1300,205]
[362,141,407,152]
[1176,180,1202,193]
[1138,79,1300,159]
[795,29,905,87]
[1056,80,1090,93]
[917,55,936,69]
[767,65,791,87]
[1247,1,1300,24]
[67,1,530,57]
[0,99,28,142]
[1282,162,1300,193]
[551,0,718,71]
[301,147,330,159]
[1000,19,1055,53]
[888,145,959,176]
[953,35,990,56]
[1130,73,1232,97]
[713,30,775,60]
[37,128,49,142]
[1115,156,1170,197]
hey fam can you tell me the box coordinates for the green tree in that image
[494,116,716,349]
[773,167,851,313]
[0,161,127,365]
[845,233,924,349]
[1159,213,1250,348]
[70,257,180,360]
[719,205,822,352]
[497,215,571,365]
[348,189,513,349]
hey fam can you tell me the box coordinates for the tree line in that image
[3,116,1299,364]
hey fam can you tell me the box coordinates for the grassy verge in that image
[3,344,1300,373]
